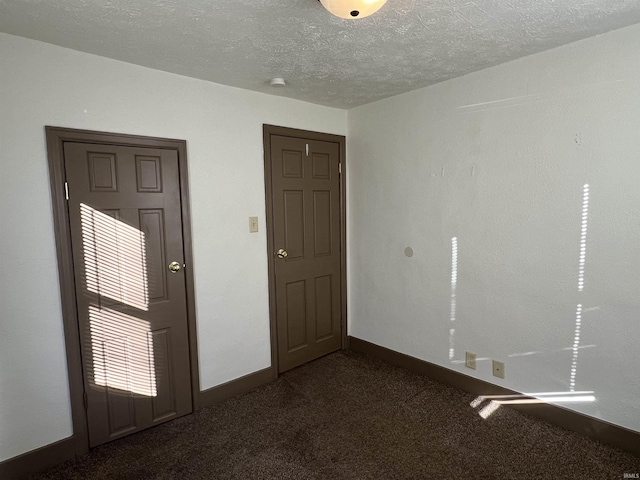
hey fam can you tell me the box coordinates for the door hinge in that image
[339,163,342,175]
[64,182,69,200]
[83,392,88,410]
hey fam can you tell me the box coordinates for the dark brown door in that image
[64,142,192,447]
[271,135,342,372]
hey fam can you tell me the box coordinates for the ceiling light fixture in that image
[319,0,387,19]
[270,77,286,87]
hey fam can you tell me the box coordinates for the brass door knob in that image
[168,261,181,273]
[276,249,288,259]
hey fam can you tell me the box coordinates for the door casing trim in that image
[262,124,348,377]
[45,126,201,456]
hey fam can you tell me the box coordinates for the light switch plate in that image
[249,216,258,233]
[493,360,505,379]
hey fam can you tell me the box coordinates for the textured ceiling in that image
[2,0,640,108]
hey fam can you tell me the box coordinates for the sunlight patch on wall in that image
[578,184,589,292]
[569,184,590,392]
[449,237,458,360]
[569,304,583,392]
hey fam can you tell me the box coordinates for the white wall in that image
[348,23,640,433]
[0,33,346,462]
[5,20,640,466]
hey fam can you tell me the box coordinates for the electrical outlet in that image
[493,360,505,379]
[465,351,477,370]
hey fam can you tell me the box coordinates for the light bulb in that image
[320,0,387,19]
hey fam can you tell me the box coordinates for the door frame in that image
[45,126,201,456]
[262,124,348,376]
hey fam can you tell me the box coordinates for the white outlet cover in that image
[465,352,476,369]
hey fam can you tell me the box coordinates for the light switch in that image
[249,216,259,233]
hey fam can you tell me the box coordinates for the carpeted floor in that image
[33,350,639,479]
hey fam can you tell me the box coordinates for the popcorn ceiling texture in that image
[2,0,640,108]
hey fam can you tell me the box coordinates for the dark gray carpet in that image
[33,351,639,479]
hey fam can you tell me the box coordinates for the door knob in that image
[168,261,181,273]
[276,249,288,259]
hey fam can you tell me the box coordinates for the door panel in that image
[150,328,175,421]
[285,280,308,351]
[64,142,192,447]
[135,155,163,192]
[282,151,304,178]
[139,209,168,302]
[87,152,118,192]
[313,191,332,256]
[271,135,342,372]
[283,190,305,259]
[314,275,333,340]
